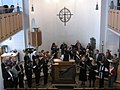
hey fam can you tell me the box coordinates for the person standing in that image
[63,47,70,61]
[94,49,99,63]
[108,64,116,88]
[79,56,87,86]
[88,61,97,87]
[1,60,7,89]
[60,42,67,55]
[112,54,119,82]
[15,63,24,88]
[99,62,107,88]
[51,42,59,59]
[33,59,41,86]
[25,61,33,88]
[4,66,14,88]
[24,52,31,68]
[42,54,49,85]
[11,64,18,88]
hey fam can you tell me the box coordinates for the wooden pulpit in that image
[28,27,42,47]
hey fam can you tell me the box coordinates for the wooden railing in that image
[108,9,120,34]
[0,12,22,42]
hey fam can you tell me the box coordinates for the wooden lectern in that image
[51,59,76,87]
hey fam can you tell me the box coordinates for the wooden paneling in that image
[5,14,9,37]
[114,11,118,31]
[7,14,11,36]
[0,12,23,42]
[16,14,18,31]
[108,10,111,28]
[112,10,115,29]
[1,14,6,40]
[11,13,15,34]
[118,11,120,32]
[0,15,2,41]
[108,9,120,34]
[19,14,22,29]
[14,13,17,32]
[109,10,112,28]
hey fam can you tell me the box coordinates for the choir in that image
[1,40,120,89]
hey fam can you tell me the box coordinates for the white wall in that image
[104,0,120,55]
[28,0,101,51]
[0,30,25,61]
[106,29,119,55]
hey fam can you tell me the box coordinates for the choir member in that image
[15,63,24,88]
[4,66,14,88]
[63,47,70,61]
[24,52,31,68]
[33,59,41,86]
[25,61,33,88]
[88,58,97,87]
[60,42,67,55]
[42,54,49,85]
[108,64,116,88]
[79,56,87,86]
[112,54,119,82]
[51,42,59,59]
[11,64,18,88]
[99,62,108,88]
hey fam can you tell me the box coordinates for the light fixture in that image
[53,0,59,3]
[101,41,104,53]
[31,0,34,12]
[46,0,50,3]
[17,3,20,14]
[95,2,98,10]
[31,4,34,12]
[9,36,12,40]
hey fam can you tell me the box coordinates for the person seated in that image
[0,6,5,14]
[3,5,9,13]
[9,5,14,13]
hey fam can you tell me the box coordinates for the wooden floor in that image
[23,74,120,90]
[6,76,120,90]
[6,64,120,90]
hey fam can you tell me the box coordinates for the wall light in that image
[9,36,12,40]
[46,0,51,3]
[17,3,20,13]
[31,4,34,12]
[31,0,34,12]
[53,0,59,3]
[69,0,74,3]
[95,2,98,10]
[78,0,83,2]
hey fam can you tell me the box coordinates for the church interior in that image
[0,0,120,90]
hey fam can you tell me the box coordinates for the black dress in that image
[4,70,14,88]
[15,64,24,88]
[33,64,41,85]
[25,63,32,88]
[79,61,87,81]
[63,49,69,61]
[88,65,97,87]
[42,59,48,85]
